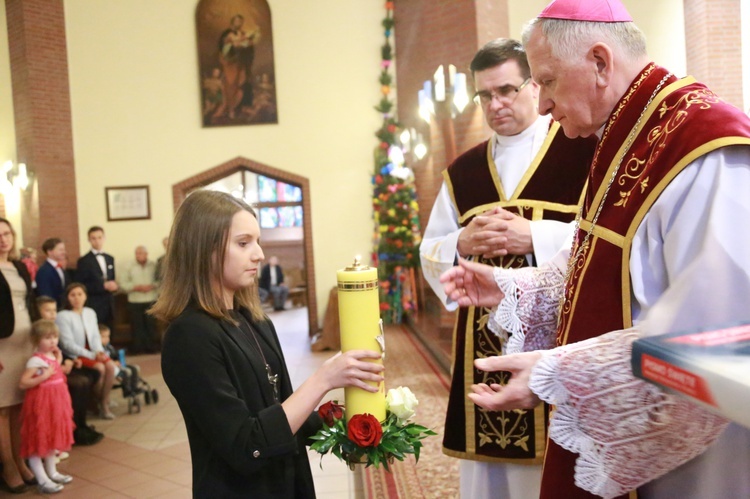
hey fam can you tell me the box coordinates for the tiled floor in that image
[1,306,362,498]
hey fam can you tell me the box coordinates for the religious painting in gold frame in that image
[196,0,278,127]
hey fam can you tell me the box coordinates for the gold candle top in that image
[344,255,371,272]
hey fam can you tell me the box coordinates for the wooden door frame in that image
[172,156,318,336]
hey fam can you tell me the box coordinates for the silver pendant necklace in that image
[239,316,279,402]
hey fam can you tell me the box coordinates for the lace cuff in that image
[529,329,729,498]
[488,265,564,354]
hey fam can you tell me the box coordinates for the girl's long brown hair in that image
[149,190,264,324]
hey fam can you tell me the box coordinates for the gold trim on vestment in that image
[446,300,548,464]
[578,220,625,248]
[442,123,581,463]
[464,305,477,455]
[442,447,545,465]
[442,168,459,218]
[532,400,546,458]
[508,122,562,200]
[459,200,579,225]
[560,237,599,346]
[486,139,507,201]
[571,76,695,338]
[587,77,696,214]
[618,136,750,328]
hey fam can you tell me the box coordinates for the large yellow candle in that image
[337,257,386,422]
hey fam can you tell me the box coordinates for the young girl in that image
[19,319,74,494]
[154,190,384,497]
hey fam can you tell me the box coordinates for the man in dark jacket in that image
[259,256,288,311]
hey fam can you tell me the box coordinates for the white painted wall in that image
[60,0,383,322]
[508,0,686,75]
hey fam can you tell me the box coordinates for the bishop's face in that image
[525,26,607,139]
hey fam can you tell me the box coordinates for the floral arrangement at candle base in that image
[311,386,436,471]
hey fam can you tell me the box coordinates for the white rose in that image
[386,386,418,422]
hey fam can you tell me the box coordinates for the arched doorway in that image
[172,157,317,336]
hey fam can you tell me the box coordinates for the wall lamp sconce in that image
[418,64,470,124]
[399,127,428,161]
[1,160,32,195]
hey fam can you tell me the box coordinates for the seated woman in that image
[153,190,384,497]
[56,283,117,420]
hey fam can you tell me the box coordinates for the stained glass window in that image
[204,171,303,229]
[258,176,277,202]
[259,207,279,228]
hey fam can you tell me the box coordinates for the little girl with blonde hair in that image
[19,319,74,494]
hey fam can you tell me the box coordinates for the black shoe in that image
[0,480,27,494]
[23,476,37,486]
[74,427,104,446]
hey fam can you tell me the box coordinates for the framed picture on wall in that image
[105,185,151,221]
[196,0,278,127]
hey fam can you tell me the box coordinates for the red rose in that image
[317,401,344,427]
[347,414,383,447]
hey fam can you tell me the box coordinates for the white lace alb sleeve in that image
[488,263,565,354]
[528,328,729,499]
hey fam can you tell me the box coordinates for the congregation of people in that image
[4,0,750,497]
[1,216,299,494]
[0,220,167,494]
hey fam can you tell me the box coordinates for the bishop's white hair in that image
[522,18,647,62]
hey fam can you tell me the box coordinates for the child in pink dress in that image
[19,319,75,494]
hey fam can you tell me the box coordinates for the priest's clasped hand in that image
[439,258,505,308]
[456,207,532,259]
[468,352,543,411]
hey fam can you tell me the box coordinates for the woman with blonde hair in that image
[0,217,37,493]
[154,190,383,498]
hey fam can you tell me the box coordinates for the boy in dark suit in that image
[36,238,69,309]
[76,226,118,326]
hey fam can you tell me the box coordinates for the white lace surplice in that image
[486,147,750,498]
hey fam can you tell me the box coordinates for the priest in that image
[440,0,750,497]
[419,38,596,499]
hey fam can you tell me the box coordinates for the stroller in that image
[114,349,159,414]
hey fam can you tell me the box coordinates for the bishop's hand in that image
[468,352,542,411]
[440,258,505,308]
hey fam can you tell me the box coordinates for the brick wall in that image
[395,0,508,234]
[394,1,511,364]
[6,0,79,261]
[684,0,743,109]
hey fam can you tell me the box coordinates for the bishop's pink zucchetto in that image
[538,0,633,22]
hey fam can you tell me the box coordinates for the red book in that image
[632,323,750,429]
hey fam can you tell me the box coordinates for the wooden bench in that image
[286,267,307,308]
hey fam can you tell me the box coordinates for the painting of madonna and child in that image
[196,0,278,127]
